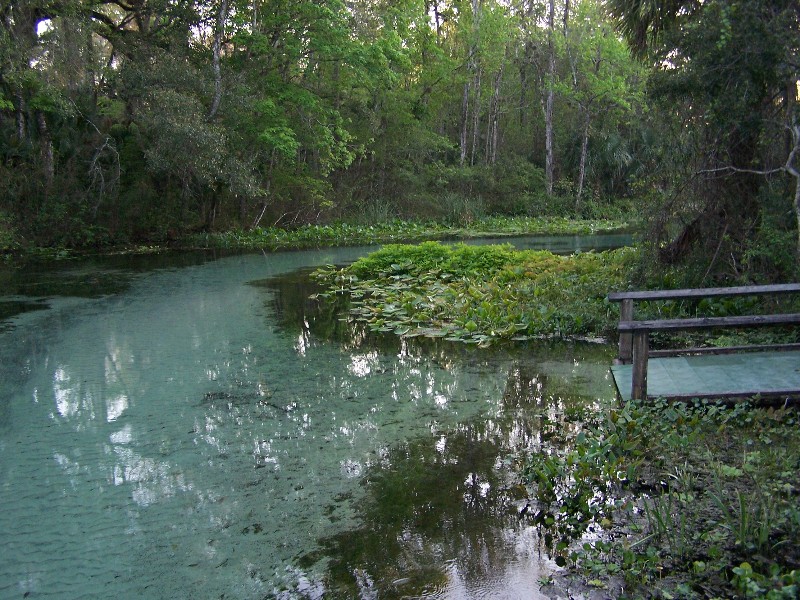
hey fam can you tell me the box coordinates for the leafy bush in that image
[525,398,800,599]
[0,211,20,253]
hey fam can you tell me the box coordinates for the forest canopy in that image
[0,0,798,281]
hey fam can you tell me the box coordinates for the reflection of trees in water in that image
[309,356,601,599]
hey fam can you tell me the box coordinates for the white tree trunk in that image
[470,68,482,166]
[460,81,470,166]
[545,0,555,196]
[208,0,228,120]
[486,66,503,165]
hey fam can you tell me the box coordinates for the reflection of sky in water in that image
[0,245,616,599]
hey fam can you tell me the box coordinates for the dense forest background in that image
[0,0,798,279]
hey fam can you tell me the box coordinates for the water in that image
[462,232,632,254]
[0,239,619,599]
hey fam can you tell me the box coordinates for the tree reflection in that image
[0,256,616,598]
[299,353,607,599]
[259,266,616,599]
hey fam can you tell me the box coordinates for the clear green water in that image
[0,242,618,599]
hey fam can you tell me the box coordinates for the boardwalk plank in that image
[611,351,800,402]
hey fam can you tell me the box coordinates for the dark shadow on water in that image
[0,300,49,332]
[293,350,606,599]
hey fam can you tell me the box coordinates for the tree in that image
[606,0,800,276]
[560,0,643,210]
[544,0,555,195]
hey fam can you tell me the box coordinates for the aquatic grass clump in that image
[523,399,800,599]
[312,242,636,345]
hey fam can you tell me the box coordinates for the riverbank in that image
[528,397,800,600]
[184,217,630,252]
[1,216,630,261]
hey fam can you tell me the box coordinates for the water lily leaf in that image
[417,328,447,337]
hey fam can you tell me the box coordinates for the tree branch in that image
[696,165,784,177]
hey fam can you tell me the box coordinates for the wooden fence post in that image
[631,329,649,400]
[618,298,633,363]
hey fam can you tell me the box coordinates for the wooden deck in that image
[611,350,800,402]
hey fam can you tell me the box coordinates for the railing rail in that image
[607,284,800,400]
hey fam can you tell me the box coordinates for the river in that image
[0,236,622,599]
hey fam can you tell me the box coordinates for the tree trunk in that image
[519,60,528,128]
[794,174,800,259]
[470,67,482,166]
[576,107,590,212]
[486,66,503,165]
[787,125,800,259]
[208,0,228,120]
[460,81,470,166]
[15,93,26,141]
[545,0,555,196]
[576,46,602,212]
[37,112,54,192]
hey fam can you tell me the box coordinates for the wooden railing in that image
[607,284,800,400]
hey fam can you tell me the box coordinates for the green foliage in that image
[0,0,650,249]
[312,241,636,344]
[522,398,800,598]
[189,216,627,252]
[0,211,20,253]
[609,0,799,277]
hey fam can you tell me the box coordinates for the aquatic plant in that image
[185,217,628,251]
[312,242,636,345]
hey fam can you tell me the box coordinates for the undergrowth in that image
[523,398,800,599]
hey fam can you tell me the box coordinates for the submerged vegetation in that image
[524,398,800,599]
[312,241,635,345]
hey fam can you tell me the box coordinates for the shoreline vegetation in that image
[527,397,800,600]
[0,216,629,261]
[186,216,629,252]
